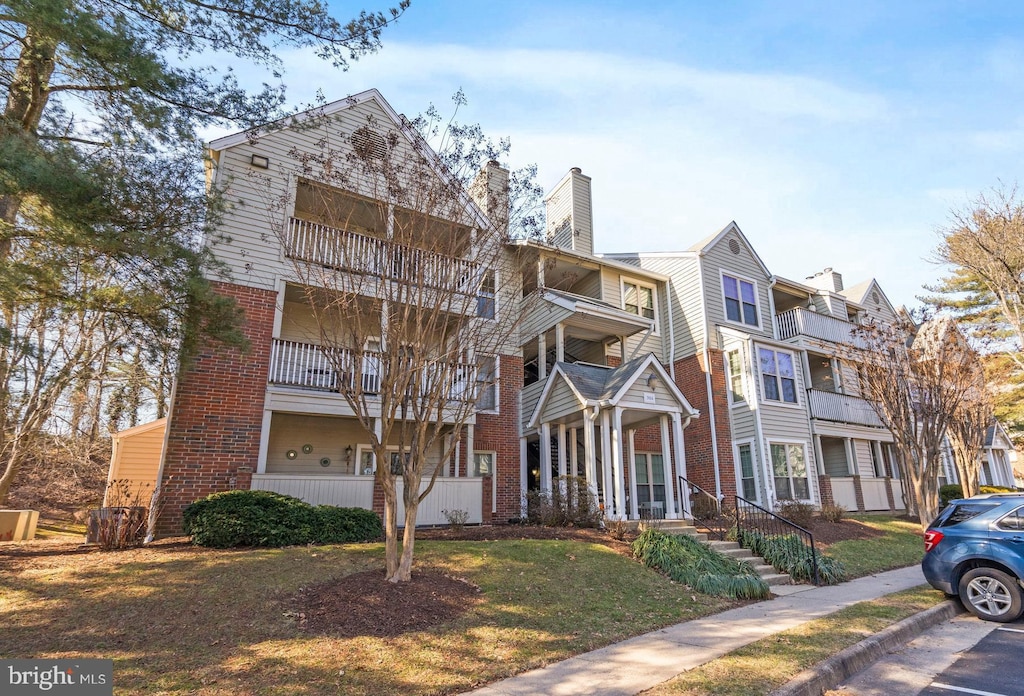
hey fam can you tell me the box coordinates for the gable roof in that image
[840,278,898,316]
[687,221,773,278]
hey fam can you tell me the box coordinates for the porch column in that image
[628,429,639,520]
[569,427,579,478]
[465,424,475,478]
[540,422,553,493]
[256,410,273,474]
[555,323,565,363]
[611,407,627,520]
[843,437,856,476]
[600,409,614,515]
[557,423,568,479]
[519,436,528,515]
[812,434,825,475]
[584,412,598,494]
[538,332,547,380]
[660,415,678,519]
[671,412,690,517]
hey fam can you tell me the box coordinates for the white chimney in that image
[805,267,844,292]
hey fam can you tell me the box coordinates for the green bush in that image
[314,505,382,543]
[632,528,770,600]
[739,529,847,585]
[182,490,381,547]
[938,484,963,508]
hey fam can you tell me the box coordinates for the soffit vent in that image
[872,290,880,304]
[350,126,387,160]
[728,238,741,255]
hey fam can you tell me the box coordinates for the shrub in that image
[524,476,603,528]
[938,484,963,508]
[632,528,770,600]
[738,528,847,585]
[314,506,382,543]
[819,503,846,524]
[775,500,815,529]
[441,508,470,532]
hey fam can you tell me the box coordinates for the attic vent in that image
[872,291,880,303]
[728,238,741,255]
[350,127,387,160]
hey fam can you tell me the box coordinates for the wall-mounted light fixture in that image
[344,445,353,464]
[250,154,270,169]
[647,373,660,390]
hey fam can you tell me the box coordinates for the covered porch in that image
[525,354,698,521]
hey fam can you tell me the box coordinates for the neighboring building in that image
[150,89,1013,535]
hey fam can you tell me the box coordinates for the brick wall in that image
[475,355,524,523]
[156,281,276,536]
[673,350,736,500]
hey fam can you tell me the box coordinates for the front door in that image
[635,453,666,519]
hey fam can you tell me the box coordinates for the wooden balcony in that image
[807,388,884,428]
[775,307,866,347]
[286,217,481,292]
[268,339,475,400]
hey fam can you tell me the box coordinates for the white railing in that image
[807,389,885,428]
[776,307,866,346]
[286,217,481,292]
[268,338,475,399]
[397,478,483,526]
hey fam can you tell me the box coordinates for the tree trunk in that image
[390,502,418,583]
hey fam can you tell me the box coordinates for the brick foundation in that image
[156,281,276,536]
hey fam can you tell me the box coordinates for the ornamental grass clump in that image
[631,528,770,600]
[739,529,847,585]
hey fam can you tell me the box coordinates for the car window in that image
[996,507,1024,531]
[937,502,1002,527]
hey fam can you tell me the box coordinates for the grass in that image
[824,515,924,578]
[0,538,737,695]
[34,519,87,539]
[643,585,946,696]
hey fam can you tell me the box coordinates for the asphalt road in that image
[835,612,1024,696]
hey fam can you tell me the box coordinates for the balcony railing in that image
[268,338,475,400]
[775,307,866,347]
[807,388,885,428]
[286,217,481,292]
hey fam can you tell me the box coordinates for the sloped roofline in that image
[689,221,773,278]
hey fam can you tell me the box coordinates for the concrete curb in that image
[769,599,964,696]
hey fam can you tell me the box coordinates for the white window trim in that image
[475,354,500,414]
[620,276,660,334]
[734,439,759,503]
[472,450,496,477]
[767,439,813,503]
[719,270,763,331]
[476,268,498,321]
[755,344,802,408]
[725,348,747,407]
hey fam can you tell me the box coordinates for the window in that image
[635,453,667,519]
[726,350,746,404]
[623,279,656,321]
[477,270,496,319]
[472,452,494,477]
[771,443,809,500]
[723,274,758,326]
[475,356,497,412]
[758,347,798,404]
[737,443,757,500]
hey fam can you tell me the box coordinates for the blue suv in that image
[922,493,1024,622]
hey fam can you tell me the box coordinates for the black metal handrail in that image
[678,475,728,540]
[734,495,820,585]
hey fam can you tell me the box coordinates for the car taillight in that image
[924,529,944,552]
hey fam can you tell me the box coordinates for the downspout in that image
[696,256,723,500]
[666,278,676,381]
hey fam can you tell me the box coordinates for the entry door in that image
[635,453,666,518]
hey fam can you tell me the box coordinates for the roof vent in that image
[728,238,741,255]
[350,126,387,160]
[872,290,881,304]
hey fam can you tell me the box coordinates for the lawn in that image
[822,514,924,578]
[642,585,946,696]
[0,537,737,695]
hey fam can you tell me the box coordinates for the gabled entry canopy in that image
[528,353,699,430]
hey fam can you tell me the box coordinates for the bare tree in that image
[947,381,994,500]
[853,317,979,529]
[259,98,542,582]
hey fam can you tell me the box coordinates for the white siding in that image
[701,230,773,349]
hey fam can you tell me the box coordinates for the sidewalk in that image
[462,565,927,696]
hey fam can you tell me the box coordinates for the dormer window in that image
[723,274,758,327]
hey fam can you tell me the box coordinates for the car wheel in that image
[958,568,1024,623]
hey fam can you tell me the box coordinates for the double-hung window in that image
[623,280,656,321]
[726,350,746,404]
[476,270,496,319]
[472,452,494,477]
[723,274,758,326]
[758,347,798,404]
[771,443,809,500]
[475,356,497,412]
[736,443,757,500]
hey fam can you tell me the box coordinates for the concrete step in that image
[760,572,793,586]
[705,539,792,586]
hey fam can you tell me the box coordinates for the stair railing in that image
[734,495,820,585]
[677,475,729,540]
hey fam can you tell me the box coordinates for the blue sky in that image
[237,1,1024,308]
